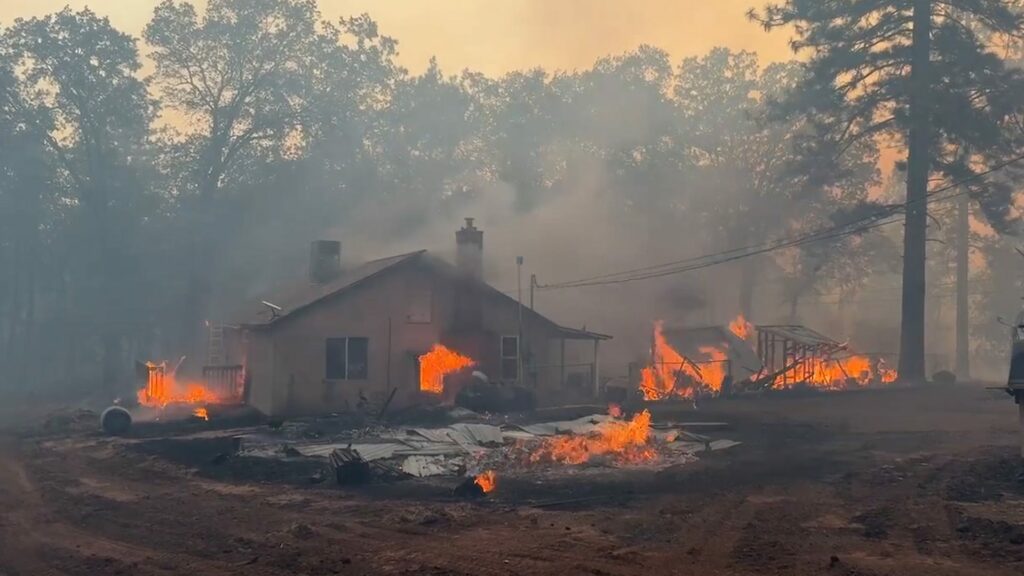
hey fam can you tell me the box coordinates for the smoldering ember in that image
[4,2,1024,576]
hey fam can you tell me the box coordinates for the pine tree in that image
[751,0,1024,381]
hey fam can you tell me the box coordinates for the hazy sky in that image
[0,1,795,75]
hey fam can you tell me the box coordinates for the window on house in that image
[500,335,519,381]
[325,337,369,380]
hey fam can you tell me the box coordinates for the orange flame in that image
[530,410,656,465]
[137,362,221,408]
[779,354,899,389]
[696,345,728,394]
[639,322,727,399]
[729,314,755,342]
[877,358,898,383]
[192,407,209,421]
[474,470,497,493]
[418,344,475,394]
[607,403,623,418]
[639,321,699,400]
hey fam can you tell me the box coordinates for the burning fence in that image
[136,359,243,417]
[637,317,897,399]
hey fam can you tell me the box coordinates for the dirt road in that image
[1,385,1022,575]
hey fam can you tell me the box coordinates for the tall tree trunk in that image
[898,0,932,382]
[955,192,970,380]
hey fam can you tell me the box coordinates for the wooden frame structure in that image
[755,325,845,387]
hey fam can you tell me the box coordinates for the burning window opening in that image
[418,344,475,394]
[529,410,657,465]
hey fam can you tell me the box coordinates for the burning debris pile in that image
[527,410,656,465]
[638,316,897,400]
[233,408,737,494]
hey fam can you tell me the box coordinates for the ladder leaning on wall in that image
[207,324,226,366]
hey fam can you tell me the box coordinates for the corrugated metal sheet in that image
[449,423,503,446]
[297,443,407,460]
[402,455,464,477]
[513,414,613,436]
[756,325,841,347]
[407,428,454,444]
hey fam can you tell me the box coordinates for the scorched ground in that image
[1,385,1023,576]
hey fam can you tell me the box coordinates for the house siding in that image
[242,258,572,416]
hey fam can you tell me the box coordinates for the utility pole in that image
[955,190,970,381]
[517,256,524,387]
[529,274,536,310]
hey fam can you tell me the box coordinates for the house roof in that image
[236,250,426,327]
[235,250,610,341]
[554,325,614,341]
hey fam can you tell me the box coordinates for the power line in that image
[537,153,1024,291]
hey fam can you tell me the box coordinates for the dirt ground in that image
[2,385,1023,576]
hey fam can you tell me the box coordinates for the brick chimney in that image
[455,217,483,280]
[454,218,483,330]
[309,240,341,284]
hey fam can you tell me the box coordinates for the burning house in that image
[221,219,609,416]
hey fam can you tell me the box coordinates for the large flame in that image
[696,345,728,394]
[418,344,475,394]
[729,314,755,342]
[530,410,656,465]
[474,470,497,493]
[780,354,898,389]
[638,322,727,399]
[639,321,698,400]
[137,361,221,408]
